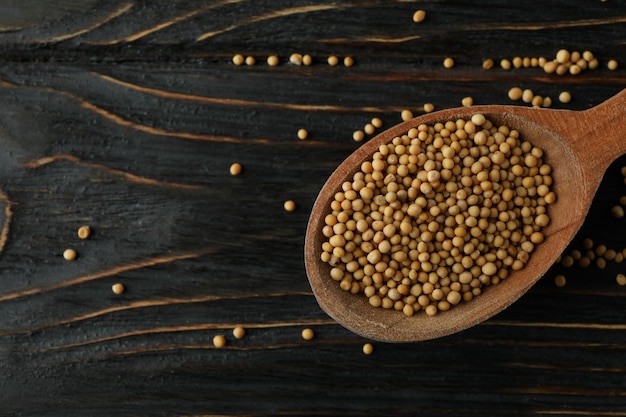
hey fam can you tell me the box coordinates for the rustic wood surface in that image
[1,1,626,416]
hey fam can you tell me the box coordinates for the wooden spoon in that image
[305,89,626,343]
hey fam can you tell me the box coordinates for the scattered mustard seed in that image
[597,257,607,269]
[608,59,619,70]
[233,326,246,339]
[412,10,426,23]
[353,130,365,142]
[461,97,473,107]
[521,89,534,103]
[617,274,626,286]
[508,87,523,101]
[582,238,594,249]
[77,225,91,239]
[213,335,226,348]
[297,128,309,140]
[611,205,625,218]
[302,54,312,66]
[401,109,413,121]
[443,57,455,69]
[245,56,255,66]
[362,343,374,355]
[500,59,511,70]
[112,283,125,294]
[267,55,279,66]
[289,53,303,65]
[301,328,315,340]
[558,91,572,104]
[364,123,375,135]
[232,54,244,66]
[620,195,626,205]
[327,55,339,66]
[423,103,435,113]
[554,274,566,287]
[482,59,494,70]
[229,163,243,176]
[344,56,354,67]
[371,118,383,129]
[284,200,296,212]
[63,248,77,261]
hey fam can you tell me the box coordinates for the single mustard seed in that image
[63,248,77,261]
[284,200,296,212]
[617,274,626,286]
[461,97,473,107]
[245,56,255,66]
[232,54,244,65]
[302,54,313,66]
[412,10,426,23]
[289,53,303,65]
[233,326,246,339]
[77,225,91,239]
[423,103,435,113]
[508,87,523,101]
[364,123,375,135]
[611,205,625,218]
[362,343,374,355]
[229,163,243,176]
[608,59,619,70]
[521,89,534,103]
[554,274,566,287]
[559,91,572,104]
[556,49,570,64]
[371,117,383,129]
[353,130,365,142]
[267,55,279,66]
[443,57,455,69]
[213,335,226,348]
[344,56,354,67]
[112,283,125,294]
[301,328,315,340]
[327,55,339,66]
[482,59,494,69]
[500,59,512,70]
[401,109,413,121]
[297,128,309,140]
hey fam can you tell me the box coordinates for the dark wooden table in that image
[1,1,626,416]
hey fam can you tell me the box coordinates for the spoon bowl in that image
[305,89,626,342]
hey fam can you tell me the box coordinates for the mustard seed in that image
[63,248,77,261]
[597,257,607,269]
[513,56,523,68]
[611,205,624,218]
[353,130,365,142]
[500,59,511,70]
[554,274,566,287]
[461,97,473,107]
[112,283,125,294]
[423,103,435,113]
[233,326,246,339]
[303,54,313,66]
[77,225,91,239]
[297,128,309,140]
[482,59,494,69]
[608,59,618,70]
[443,57,455,69]
[289,53,303,65]
[213,335,226,348]
[232,54,244,65]
[401,109,413,121]
[327,55,339,66]
[245,56,255,66]
[284,200,296,212]
[229,163,243,176]
[362,343,374,354]
[508,87,523,101]
[582,238,594,249]
[371,117,383,129]
[344,56,354,67]
[617,274,626,286]
[412,10,426,23]
[364,123,375,135]
[301,328,315,340]
[521,89,534,103]
[558,91,571,104]
[267,55,279,66]
[556,49,570,64]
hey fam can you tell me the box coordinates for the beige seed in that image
[611,205,625,218]
[289,53,303,65]
[508,87,523,101]
[233,326,246,339]
[554,275,566,287]
[401,109,414,121]
[443,57,455,69]
[344,56,354,67]
[232,54,244,65]
[461,97,473,107]
[371,117,383,128]
[558,91,572,104]
[302,54,313,66]
[521,89,534,103]
[267,55,279,66]
[556,49,570,64]
[362,343,374,354]
[512,56,522,68]
[353,130,365,142]
[617,274,626,286]
[608,59,619,70]
[297,128,309,140]
[423,103,435,113]
[284,200,296,212]
[412,10,426,22]
[63,248,77,261]
[213,335,226,348]
[112,283,125,294]
[482,59,494,69]
[364,123,375,135]
[327,55,339,66]
[500,59,511,70]
[229,163,243,176]
[77,225,91,239]
[301,328,315,340]
[245,56,255,66]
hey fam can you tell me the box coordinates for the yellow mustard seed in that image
[512,56,523,68]
[401,109,413,121]
[542,96,553,108]
[213,335,226,348]
[620,195,626,205]
[559,91,572,104]
[543,61,557,74]
[556,49,570,64]
[521,89,534,103]
[412,10,426,23]
[112,283,125,294]
[245,56,255,66]
[344,56,354,67]
[327,55,339,66]
[63,248,77,261]
[362,343,374,354]
[611,205,625,218]
[229,163,243,176]
[578,257,591,268]
[482,59,494,69]
[303,54,312,66]
[608,59,619,70]
[597,257,607,269]
[500,59,511,70]
[443,57,455,69]
[364,123,375,135]
[267,55,279,66]
[301,328,315,340]
[284,200,296,212]
[232,54,244,65]
[617,274,626,286]
[297,128,309,140]
[233,326,246,339]
[353,130,365,142]
[289,53,303,65]
[461,97,473,107]
[371,117,383,129]
[508,87,523,101]
[531,95,544,108]
[423,103,435,113]
[77,225,91,239]
[554,274,566,287]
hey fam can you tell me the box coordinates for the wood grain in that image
[0,1,625,416]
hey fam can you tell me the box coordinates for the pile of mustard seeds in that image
[320,114,555,317]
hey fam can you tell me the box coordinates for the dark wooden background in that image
[1,1,626,416]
